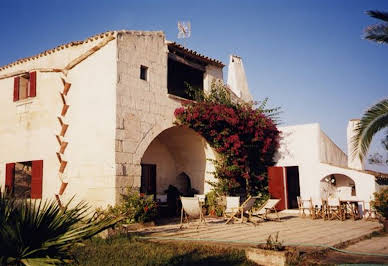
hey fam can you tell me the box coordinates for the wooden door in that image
[268,166,287,210]
[140,164,156,198]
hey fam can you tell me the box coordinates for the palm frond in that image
[367,10,388,22]
[351,98,388,161]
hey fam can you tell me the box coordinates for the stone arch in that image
[320,173,356,199]
[139,125,217,195]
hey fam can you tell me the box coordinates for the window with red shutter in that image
[29,71,36,97]
[31,160,43,199]
[5,163,15,194]
[13,77,20,102]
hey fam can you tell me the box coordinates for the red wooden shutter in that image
[31,160,43,199]
[13,77,20,101]
[5,163,15,194]
[29,71,37,97]
[268,166,287,210]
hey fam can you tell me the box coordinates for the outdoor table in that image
[340,199,363,220]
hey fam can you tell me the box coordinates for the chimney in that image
[347,119,364,170]
[227,55,253,102]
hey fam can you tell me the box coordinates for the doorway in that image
[140,164,156,198]
[286,166,300,209]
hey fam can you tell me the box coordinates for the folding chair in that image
[224,196,240,219]
[225,196,259,225]
[253,198,281,222]
[327,197,345,221]
[297,196,313,218]
[180,196,206,229]
[363,201,377,221]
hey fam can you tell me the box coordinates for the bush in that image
[205,191,224,216]
[0,191,119,265]
[102,188,158,224]
[371,187,388,219]
[175,81,280,197]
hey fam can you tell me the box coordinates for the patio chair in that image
[180,196,206,229]
[194,194,206,205]
[327,197,345,221]
[297,196,313,218]
[225,196,259,225]
[253,198,281,222]
[310,198,324,219]
[363,201,377,221]
[223,196,240,219]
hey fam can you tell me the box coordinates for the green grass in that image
[70,234,256,266]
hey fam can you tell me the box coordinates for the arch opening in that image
[140,126,216,197]
[320,173,356,199]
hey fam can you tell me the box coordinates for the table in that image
[340,199,363,220]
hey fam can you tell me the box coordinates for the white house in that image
[269,121,388,210]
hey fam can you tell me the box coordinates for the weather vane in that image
[178,21,191,47]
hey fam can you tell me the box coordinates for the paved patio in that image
[134,214,382,248]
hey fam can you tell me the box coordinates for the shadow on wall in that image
[141,126,208,194]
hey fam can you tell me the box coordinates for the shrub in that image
[175,81,280,197]
[102,188,158,224]
[371,187,388,219]
[0,191,119,265]
[205,191,224,216]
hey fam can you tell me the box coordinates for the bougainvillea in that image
[174,81,280,196]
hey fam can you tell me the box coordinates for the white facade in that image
[0,31,224,208]
[275,122,387,205]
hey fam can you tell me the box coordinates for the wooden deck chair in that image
[253,198,281,221]
[327,197,345,221]
[297,196,313,218]
[224,196,240,219]
[180,196,206,229]
[225,196,259,225]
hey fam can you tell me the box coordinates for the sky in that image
[1,0,387,172]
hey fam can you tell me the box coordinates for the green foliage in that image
[205,191,224,216]
[70,235,256,266]
[0,191,120,265]
[351,98,388,161]
[371,187,388,219]
[176,81,281,197]
[263,232,284,251]
[364,10,388,44]
[100,188,158,224]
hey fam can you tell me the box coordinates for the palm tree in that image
[351,98,388,161]
[364,10,388,44]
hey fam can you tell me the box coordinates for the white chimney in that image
[227,55,253,102]
[347,119,365,170]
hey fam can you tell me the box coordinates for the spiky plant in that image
[351,98,388,161]
[364,10,388,44]
[0,191,121,265]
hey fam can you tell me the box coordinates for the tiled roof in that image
[167,41,225,67]
[0,31,117,71]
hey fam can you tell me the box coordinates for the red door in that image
[268,166,287,210]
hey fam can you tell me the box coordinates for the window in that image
[140,65,148,81]
[13,71,36,102]
[5,160,43,199]
[167,58,204,100]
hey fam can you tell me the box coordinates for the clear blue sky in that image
[1,0,387,171]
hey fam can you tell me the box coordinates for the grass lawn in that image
[70,234,256,266]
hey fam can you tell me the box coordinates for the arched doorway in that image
[320,174,356,199]
[140,126,216,197]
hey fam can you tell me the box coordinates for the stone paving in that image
[134,214,382,248]
[345,234,388,255]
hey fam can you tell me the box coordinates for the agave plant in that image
[0,191,121,265]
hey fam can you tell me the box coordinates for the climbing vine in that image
[174,81,281,196]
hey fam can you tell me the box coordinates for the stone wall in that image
[115,31,223,201]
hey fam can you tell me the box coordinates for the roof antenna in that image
[178,21,191,47]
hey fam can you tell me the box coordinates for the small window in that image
[13,71,36,102]
[140,65,148,81]
[14,161,32,198]
[19,74,30,100]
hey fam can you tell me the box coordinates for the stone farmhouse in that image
[0,30,254,208]
[1,29,386,211]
